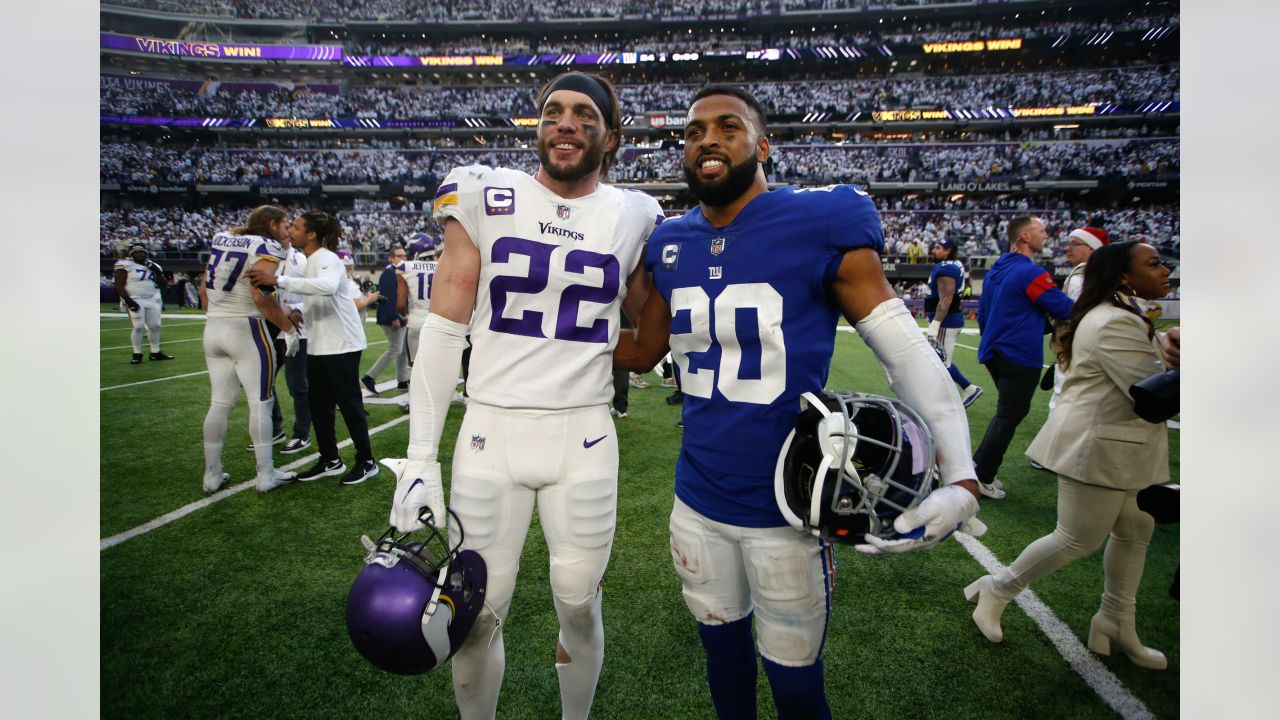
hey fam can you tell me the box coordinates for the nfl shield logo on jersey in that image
[557,204,571,220]
[710,237,726,256]
[470,435,486,452]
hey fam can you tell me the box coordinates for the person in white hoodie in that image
[249,211,379,487]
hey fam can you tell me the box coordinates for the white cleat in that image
[256,468,297,494]
[203,471,230,494]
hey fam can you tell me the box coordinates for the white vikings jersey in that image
[433,165,663,409]
[205,232,287,319]
[402,259,438,325]
[114,258,161,300]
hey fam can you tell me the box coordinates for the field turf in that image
[99,306,1179,719]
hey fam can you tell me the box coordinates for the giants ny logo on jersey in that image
[484,187,515,216]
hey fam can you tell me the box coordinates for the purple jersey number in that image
[488,237,620,343]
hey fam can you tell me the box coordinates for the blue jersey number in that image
[670,283,786,405]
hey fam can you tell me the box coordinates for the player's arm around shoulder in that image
[615,267,671,373]
[249,258,296,331]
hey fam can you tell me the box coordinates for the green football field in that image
[99,306,1179,719]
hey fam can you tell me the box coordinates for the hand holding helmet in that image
[854,484,986,555]
[384,457,446,533]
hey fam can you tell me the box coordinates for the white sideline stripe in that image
[100,414,410,551]
[99,340,388,391]
[102,320,208,332]
[103,312,383,323]
[102,371,209,391]
[954,532,1156,720]
[102,337,204,351]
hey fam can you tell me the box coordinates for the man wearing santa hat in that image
[1046,227,1110,414]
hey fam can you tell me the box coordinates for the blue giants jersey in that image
[926,260,967,328]
[646,184,885,527]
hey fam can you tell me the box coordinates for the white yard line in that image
[99,340,388,391]
[100,414,410,551]
[102,337,204,351]
[954,532,1156,720]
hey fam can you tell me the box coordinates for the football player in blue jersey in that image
[925,238,984,408]
[615,85,984,720]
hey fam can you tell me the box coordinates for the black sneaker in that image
[297,458,346,482]
[130,353,143,365]
[665,390,685,406]
[397,380,410,390]
[281,437,311,454]
[150,351,175,361]
[361,376,379,395]
[246,431,287,451]
[340,459,379,486]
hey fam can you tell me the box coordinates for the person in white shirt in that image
[1049,226,1110,413]
[198,205,299,494]
[249,211,379,487]
[387,71,663,720]
[114,243,174,364]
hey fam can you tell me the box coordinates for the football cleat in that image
[150,351,175,361]
[346,511,487,675]
[775,391,938,543]
[961,384,984,408]
[256,468,297,494]
[203,471,230,494]
[130,353,143,365]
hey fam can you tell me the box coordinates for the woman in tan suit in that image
[962,241,1173,670]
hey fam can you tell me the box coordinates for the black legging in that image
[307,350,373,465]
[972,351,1042,483]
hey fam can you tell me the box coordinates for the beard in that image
[684,153,759,207]
[537,132,606,183]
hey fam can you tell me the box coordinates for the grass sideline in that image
[100,311,1179,719]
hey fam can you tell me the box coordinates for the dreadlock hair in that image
[299,211,342,251]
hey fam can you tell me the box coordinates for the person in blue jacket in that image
[972,216,1073,500]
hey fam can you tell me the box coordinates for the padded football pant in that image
[447,402,617,720]
[992,477,1155,620]
[127,295,162,353]
[407,317,425,364]
[669,498,834,717]
[972,351,1041,484]
[935,325,973,389]
[367,324,409,383]
[202,316,277,480]
[307,350,372,465]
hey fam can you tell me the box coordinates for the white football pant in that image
[669,497,834,667]
[446,401,617,720]
[128,295,163,353]
[201,317,278,481]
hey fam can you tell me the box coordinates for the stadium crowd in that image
[100,66,1178,120]
[351,13,1178,57]
[101,139,1178,186]
[104,0,1054,22]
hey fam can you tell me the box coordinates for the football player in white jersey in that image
[386,71,663,720]
[400,237,439,364]
[199,205,300,494]
[114,244,174,364]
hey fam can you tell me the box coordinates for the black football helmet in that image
[345,511,487,675]
[774,391,938,543]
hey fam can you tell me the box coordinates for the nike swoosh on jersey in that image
[583,435,607,449]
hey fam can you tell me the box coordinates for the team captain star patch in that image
[470,435,486,452]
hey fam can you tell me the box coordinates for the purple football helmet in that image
[775,391,938,543]
[406,232,440,260]
[346,513,487,675]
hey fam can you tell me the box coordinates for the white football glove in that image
[384,458,446,533]
[282,331,301,358]
[855,484,987,555]
[925,320,942,343]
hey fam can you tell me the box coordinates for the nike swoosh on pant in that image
[583,435,607,449]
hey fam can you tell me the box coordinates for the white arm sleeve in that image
[406,313,470,463]
[855,297,977,485]
[276,260,341,296]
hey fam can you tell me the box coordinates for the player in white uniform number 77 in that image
[386,72,663,720]
[114,244,174,364]
[198,205,300,495]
